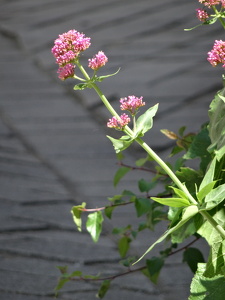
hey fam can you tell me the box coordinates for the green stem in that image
[75,62,225,240]
[212,5,225,29]
[134,137,197,205]
[200,210,225,239]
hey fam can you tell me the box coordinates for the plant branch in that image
[117,161,168,177]
[78,201,134,212]
[168,236,200,257]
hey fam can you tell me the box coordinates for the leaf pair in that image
[71,204,104,242]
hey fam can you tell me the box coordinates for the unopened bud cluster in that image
[107,96,145,130]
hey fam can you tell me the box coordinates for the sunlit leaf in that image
[189,263,225,300]
[107,135,133,153]
[151,196,190,207]
[86,211,104,242]
[71,202,86,232]
[136,104,158,136]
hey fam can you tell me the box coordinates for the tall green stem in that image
[76,62,225,239]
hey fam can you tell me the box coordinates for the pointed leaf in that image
[104,206,115,219]
[71,202,86,232]
[96,280,111,299]
[197,180,217,203]
[136,104,158,136]
[73,83,89,90]
[146,256,164,284]
[170,186,189,200]
[151,197,190,207]
[113,166,131,187]
[118,236,131,258]
[135,198,152,217]
[107,135,133,153]
[200,183,225,211]
[134,205,199,264]
[199,156,217,192]
[183,247,205,273]
[86,211,104,242]
[94,68,120,82]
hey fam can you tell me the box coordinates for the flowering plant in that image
[52,2,225,299]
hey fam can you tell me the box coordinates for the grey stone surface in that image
[0,0,221,299]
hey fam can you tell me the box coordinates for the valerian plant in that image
[52,1,225,299]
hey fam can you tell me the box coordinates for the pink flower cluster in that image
[208,40,225,68]
[198,0,221,7]
[88,51,108,70]
[52,30,91,66]
[196,8,209,21]
[107,95,145,130]
[107,113,131,129]
[120,95,145,115]
[52,29,91,80]
[57,64,75,81]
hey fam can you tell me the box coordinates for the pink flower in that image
[57,64,75,80]
[198,0,220,7]
[52,29,91,66]
[120,95,145,115]
[207,40,225,68]
[107,113,130,129]
[221,0,225,7]
[196,8,209,22]
[88,51,108,70]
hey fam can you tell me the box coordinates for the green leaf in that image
[189,263,225,300]
[197,181,217,203]
[199,157,217,192]
[204,240,225,278]
[171,214,202,244]
[146,256,164,284]
[200,183,225,211]
[134,205,199,264]
[55,277,70,294]
[198,204,225,246]
[135,155,151,166]
[208,89,225,160]
[94,68,120,82]
[86,211,104,242]
[135,104,158,136]
[118,236,131,258]
[73,83,90,90]
[104,206,115,219]
[184,127,211,172]
[170,186,189,200]
[135,198,152,217]
[138,179,156,193]
[107,135,133,153]
[151,196,190,207]
[176,167,202,196]
[96,280,111,299]
[183,247,205,273]
[71,202,86,232]
[113,166,131,187]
